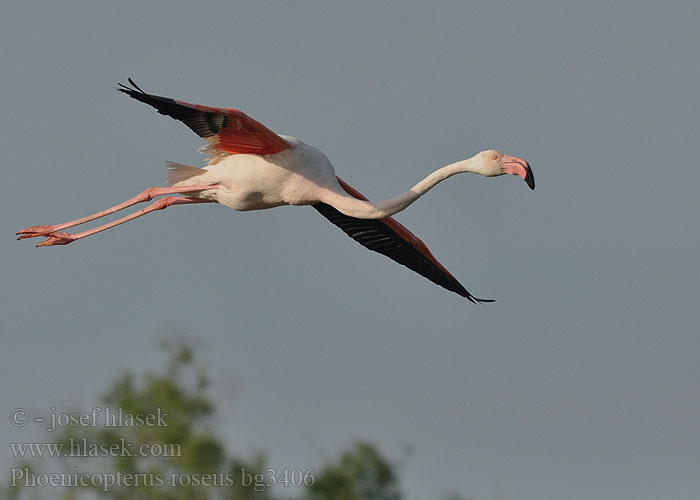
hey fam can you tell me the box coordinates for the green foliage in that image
[5,338,474,500]
[305,442,400,500]
[9,338,271,500]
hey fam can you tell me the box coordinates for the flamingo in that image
[17,79,534,303]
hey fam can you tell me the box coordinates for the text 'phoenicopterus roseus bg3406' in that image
[17,79,534,303]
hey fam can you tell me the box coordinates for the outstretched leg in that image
[34,196,213,247]
[17,185,218,240]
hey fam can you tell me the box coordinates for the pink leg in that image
[35,196,213,247]
[17,185,218,240]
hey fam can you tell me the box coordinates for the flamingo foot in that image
[16,225,59,240]
[35,232,76,247]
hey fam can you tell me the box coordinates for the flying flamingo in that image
[17,79,534,302]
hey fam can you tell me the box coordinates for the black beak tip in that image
[525,166,535,190]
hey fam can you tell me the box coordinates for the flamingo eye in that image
[491,154,498,160]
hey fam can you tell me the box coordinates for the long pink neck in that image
[322,157,480,219]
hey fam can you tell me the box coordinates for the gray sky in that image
[1,1,699,499]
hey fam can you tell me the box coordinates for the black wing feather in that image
[117,80,226,139]
[312,203,493,303]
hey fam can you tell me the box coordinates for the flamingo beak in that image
[500,155,535,190]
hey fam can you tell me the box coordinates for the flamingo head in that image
[479,150,535,190]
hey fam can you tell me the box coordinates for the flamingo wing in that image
[117,79,291,156]
[313,178,493,303]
